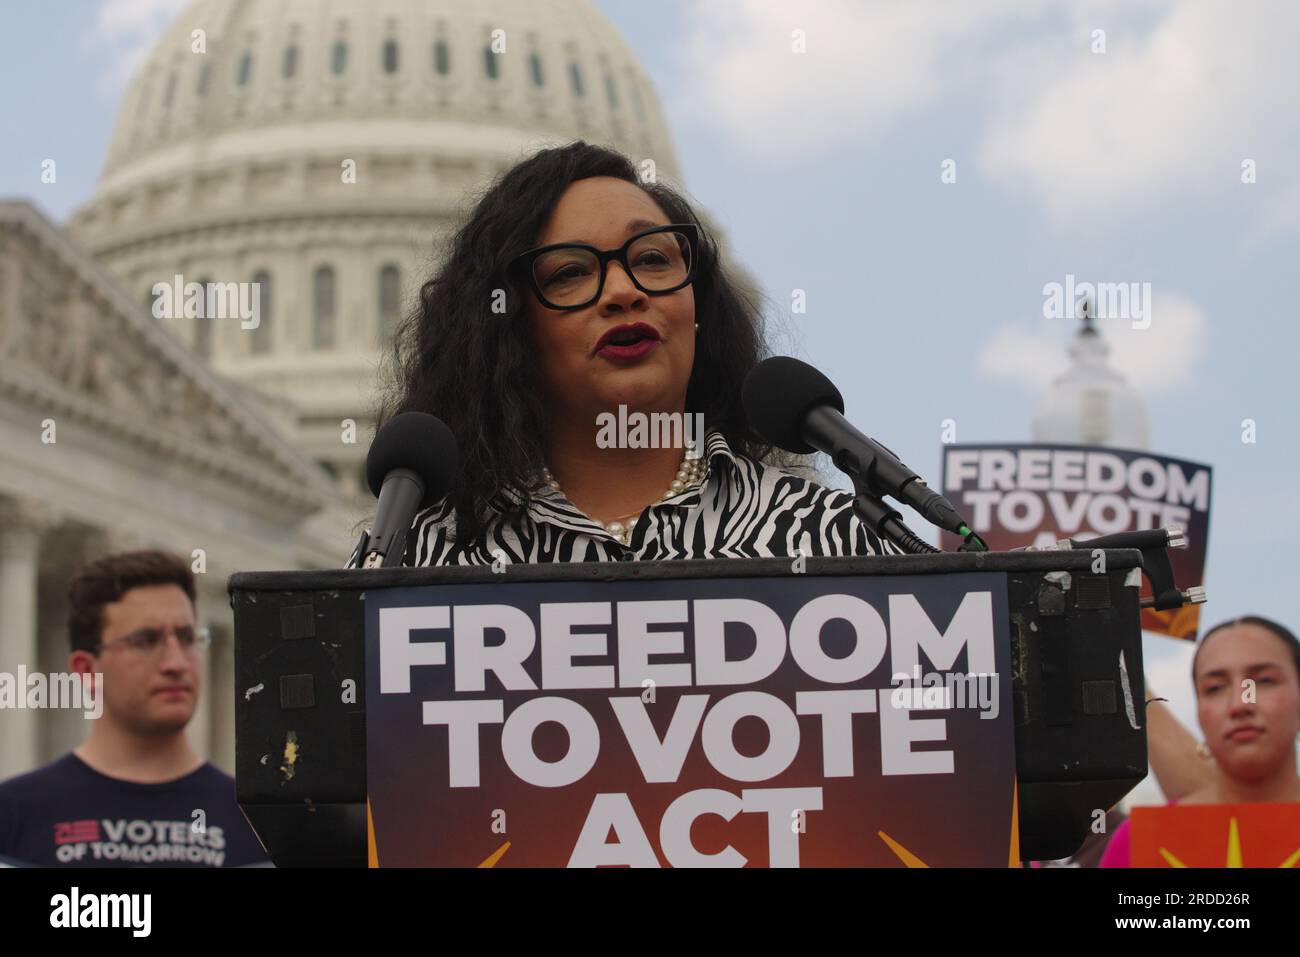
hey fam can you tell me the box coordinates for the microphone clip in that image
[850,477,938,555]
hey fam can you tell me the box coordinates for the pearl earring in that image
[694,323,699,332]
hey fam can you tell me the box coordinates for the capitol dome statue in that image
[1032,306,1151,449]
[69,0,683,498]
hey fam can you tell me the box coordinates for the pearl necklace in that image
[541,454,709,545]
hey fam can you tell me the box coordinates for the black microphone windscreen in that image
[742,357,845,453]
[365,412,459,506]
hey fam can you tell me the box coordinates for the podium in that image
[229,551,1147,866]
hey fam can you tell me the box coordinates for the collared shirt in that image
[360,430,898,567]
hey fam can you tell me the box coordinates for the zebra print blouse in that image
[354,429,899,567]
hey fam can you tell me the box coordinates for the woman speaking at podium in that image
[354,140,1213,828]
[371,140,898,567]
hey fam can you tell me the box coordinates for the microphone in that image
[742,357,972,540]
[360,412,459,568]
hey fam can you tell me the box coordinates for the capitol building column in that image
[0,498,58,779]
[191,565,233,765]
[207,616,236,773]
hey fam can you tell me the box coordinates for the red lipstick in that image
[594,322,662,362]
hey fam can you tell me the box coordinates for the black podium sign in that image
[365,571,1016,867]
[231,552,1148,866]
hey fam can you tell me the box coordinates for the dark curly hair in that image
[378,140,798,549]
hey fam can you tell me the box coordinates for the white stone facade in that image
[0,199,354,777]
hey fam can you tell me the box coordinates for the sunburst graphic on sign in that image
[878,779,1021,867]
[1155,817,1300,868]
[478,841,511,867]
[367,798,379,867]
[1132,802,1300,868]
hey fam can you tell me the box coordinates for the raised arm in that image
[1142,680,1214,801]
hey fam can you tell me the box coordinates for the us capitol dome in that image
[1032,310,1151,450]
[69,0,683,498]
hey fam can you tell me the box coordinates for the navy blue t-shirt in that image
[0,754,269,867]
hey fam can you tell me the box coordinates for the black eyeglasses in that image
[512,223,698,311]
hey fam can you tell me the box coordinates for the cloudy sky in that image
[3,0,1298,806]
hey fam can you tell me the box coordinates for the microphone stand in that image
[850,478,939,555]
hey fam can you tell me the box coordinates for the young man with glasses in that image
[0,551,268,866]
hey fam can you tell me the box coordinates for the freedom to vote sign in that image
[940,443,1212,640]
[364,572,1016,867]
